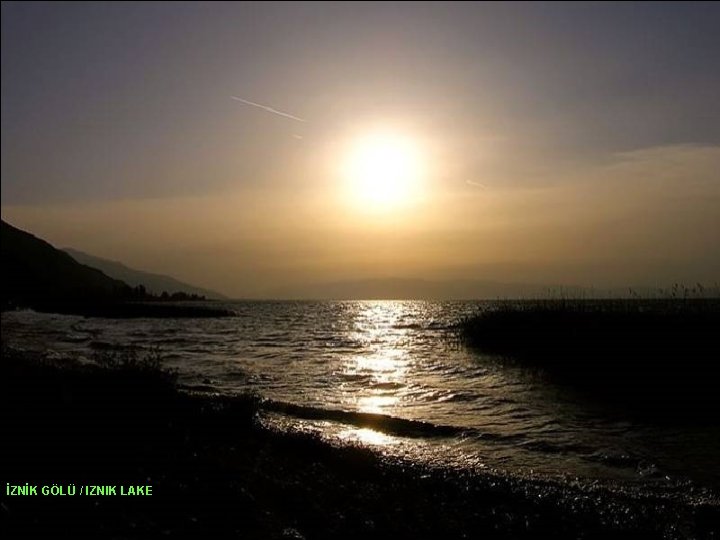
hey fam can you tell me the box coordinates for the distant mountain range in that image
[4,219,715,305]
[264,277,719,300]
[265,277,597,300]
[63,248,226,300]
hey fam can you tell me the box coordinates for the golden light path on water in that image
[338,301,411,445]
[338,427,399,446]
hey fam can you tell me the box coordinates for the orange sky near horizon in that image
[2,3,719,297]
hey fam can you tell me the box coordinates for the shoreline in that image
[3,344,717,538]
[2,301,237,319]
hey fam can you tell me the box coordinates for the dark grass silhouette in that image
[3,344,717,539]
[456,298,720,415]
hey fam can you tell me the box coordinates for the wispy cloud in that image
[231,96,307,122]
[466,180,487,189]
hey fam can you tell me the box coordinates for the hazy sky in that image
[2,2,719,297]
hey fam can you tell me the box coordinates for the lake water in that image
[3,300,719,495]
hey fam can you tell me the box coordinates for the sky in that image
[2,1,719,297]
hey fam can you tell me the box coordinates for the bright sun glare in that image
[343,133,424,209]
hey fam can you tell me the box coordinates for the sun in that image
[342,132,424,209]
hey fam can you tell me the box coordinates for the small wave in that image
[89,341,126,351]
[439,391,478,403]
[58,334,90,343]
[220,370,248,382]
[252,340,286,348]
[337,373,372,383]
[392,323,423,330]
[586,451,640,468]
[153,338,195,345]
[518,439,598,455]
[259,400,529,444]
[260,400,468,439]
[369,381,405,390]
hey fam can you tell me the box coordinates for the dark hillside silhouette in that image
[1,220,233,317]
[1,220,129,310]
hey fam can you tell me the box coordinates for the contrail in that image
[231,96,307,122]
[466,180,487,189]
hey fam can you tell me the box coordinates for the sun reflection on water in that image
[341,301,413,416]
[357,395,399,414]
[353,351,406,376]
[338,427,398,446]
